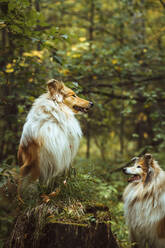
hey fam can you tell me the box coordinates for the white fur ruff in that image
[123,161,165,248]
[20,93,82,184]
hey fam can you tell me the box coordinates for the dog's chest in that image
[123,184,164,228]
[63,115,82,148]
[50,110,82,157]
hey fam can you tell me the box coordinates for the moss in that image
[44,200,112,226]
[47,220,88,227]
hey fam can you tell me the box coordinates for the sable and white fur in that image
[18,79,92,187]
[123,154,165,248]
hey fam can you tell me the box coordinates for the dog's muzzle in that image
[73,102,93,113]
[123,167,141,182]
[122,168,127,174]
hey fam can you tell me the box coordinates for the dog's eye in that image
[72,95,77,98]
[137,166,141,168]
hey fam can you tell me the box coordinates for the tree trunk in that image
[35,0,41,50]
[120,101,124,155]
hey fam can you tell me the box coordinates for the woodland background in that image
[1,0,165,247]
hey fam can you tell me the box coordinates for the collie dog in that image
[18,79,93,190]
[123,153,165,248]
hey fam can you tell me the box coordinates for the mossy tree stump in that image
[6,203,119,248]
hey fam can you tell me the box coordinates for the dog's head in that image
[123,153,154,184]
[47,79,93,113]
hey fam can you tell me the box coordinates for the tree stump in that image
[5,203,119,248]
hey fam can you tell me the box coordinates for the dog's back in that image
[123,154,165,248]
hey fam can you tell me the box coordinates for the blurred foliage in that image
[1,0,165,247]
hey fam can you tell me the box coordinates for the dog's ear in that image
[144,153,153,167]
[47,79,64,101]
[47,79,63,93]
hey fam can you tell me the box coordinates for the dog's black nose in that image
[122,168,126,173]
[89,102,94,107]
